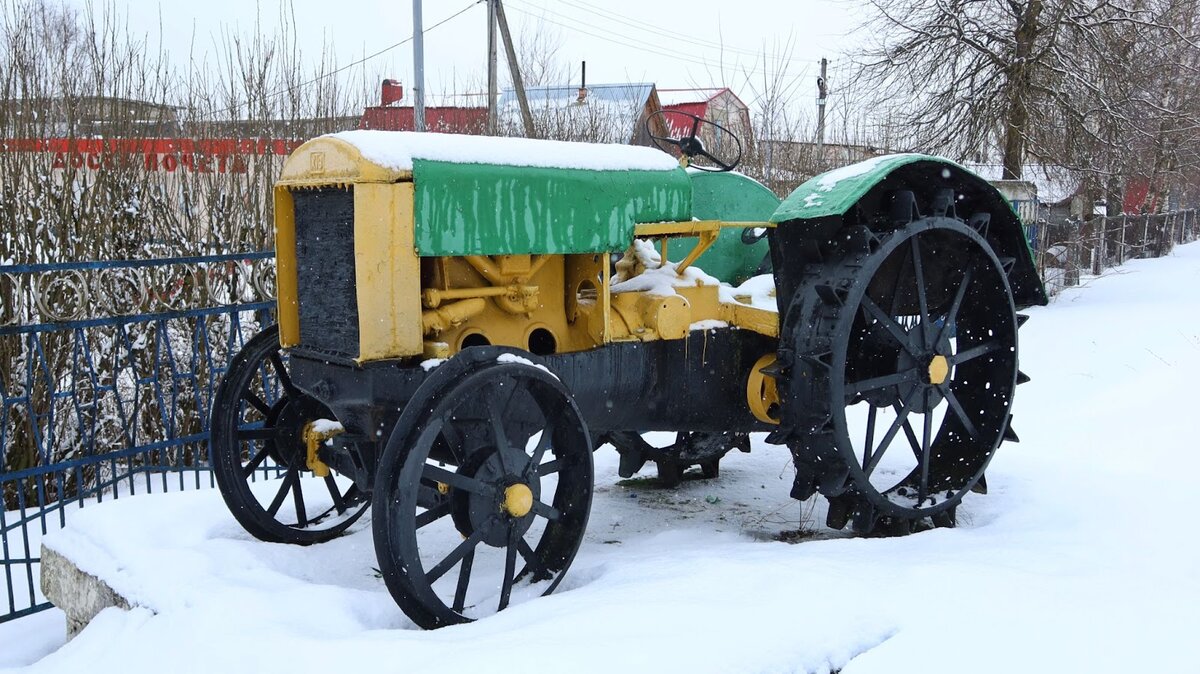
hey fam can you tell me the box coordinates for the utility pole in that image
[816,57,828,161]
[486,0,499,135]
[494,0,535,137]
[412,0,426,132]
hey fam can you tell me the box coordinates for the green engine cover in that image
[412,159,693,256]
[674,171,780,285]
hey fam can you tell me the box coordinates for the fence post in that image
[1036,218,1049,282]
[1119,214,1128,265]
[1078,218,1093,278]
[1075,219,1084,284]
[1092,215,1106,276]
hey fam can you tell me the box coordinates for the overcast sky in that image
[69,0,867,109]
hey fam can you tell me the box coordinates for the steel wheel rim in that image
[375,360,593,628]
[831,218,1018,518]
[210,325,368,544]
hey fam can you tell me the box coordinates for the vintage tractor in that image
[209,119,1046,628]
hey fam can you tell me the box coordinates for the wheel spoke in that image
[939,384,980,440]
[293,471,308,527]
[415,500,452,529]
[911,238,932,347]
[438,421,466,464]
[237,426,277,441]
[498,527,519,611]
[954,341,1003,365]
[866,388,921,475]
[849,369,920,395]
[423,463,495,497]
[266,466,297,517]
[860,295,921,357]
[530,500,561,521]
[897,412,921,460]
[452,548,475,613]
[324,475,347,514]
[919,390,933,504]
[242,445,271,477]
[515,537,548,581]
[486,393,515,473]
[536,458,561,477]
[862,406,877,470]
[427,522,490,585]
[936,265,973,345]
[524,430,553,478]
[242,390,271,415]
[267,352,300,397]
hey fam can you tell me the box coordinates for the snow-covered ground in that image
[5,243,1200,673]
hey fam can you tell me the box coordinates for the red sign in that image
[0,138,305,174]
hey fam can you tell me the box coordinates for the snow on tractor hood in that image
[326,129,682,172]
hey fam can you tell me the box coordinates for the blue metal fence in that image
[0,252,276,622]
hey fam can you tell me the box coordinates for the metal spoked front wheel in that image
[210,324,369,544]
[372,356,593,629]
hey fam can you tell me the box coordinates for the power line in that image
[555,0,825,65]
[504,0,817,79]
[503,1,729,70]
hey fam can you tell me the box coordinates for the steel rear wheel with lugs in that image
[372,356,593,629]
[782,206,1022,534]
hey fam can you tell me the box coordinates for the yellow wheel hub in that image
[927,355,950,385]
[746,353,781,425]
[502,483,534,518]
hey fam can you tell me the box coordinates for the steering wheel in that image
[740,226,768,245]
[646,110,743,172]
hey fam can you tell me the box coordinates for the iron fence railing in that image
[0,252,275,622]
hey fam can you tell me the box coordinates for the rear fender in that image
[768,154,1047,311]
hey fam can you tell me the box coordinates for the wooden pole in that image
[816,57,828,164]
[486,0,498,134]
[494,0,535,137]
[412,0,426,132]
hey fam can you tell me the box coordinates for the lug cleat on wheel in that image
[780,205,1020,532]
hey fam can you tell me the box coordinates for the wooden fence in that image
[1033,209,1197,295]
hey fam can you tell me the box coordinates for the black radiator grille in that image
[293,188,359,358]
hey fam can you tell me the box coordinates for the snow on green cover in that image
[771,153,970,222]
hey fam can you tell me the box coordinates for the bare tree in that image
[852,0,1193,181]
[514,19,571,88]
[1045,0,1200,212]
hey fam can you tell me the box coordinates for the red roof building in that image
[657,87,753,152]
[358,81,487,134]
